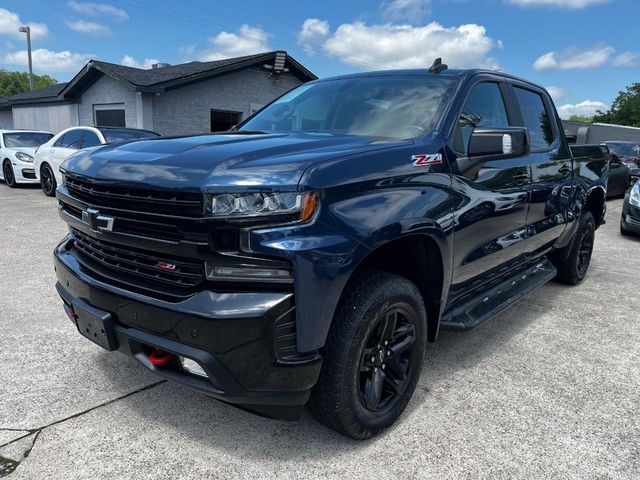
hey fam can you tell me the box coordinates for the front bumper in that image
[621,202,640,234]
[13,164,39,184]
[54,238,322,419]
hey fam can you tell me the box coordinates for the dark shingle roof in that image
[0,83,68,108]
[90,52,285,87]
[61,51,316,98]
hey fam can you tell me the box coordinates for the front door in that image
[448,80,531,301]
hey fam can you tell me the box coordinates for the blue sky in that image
[1,0,638,118]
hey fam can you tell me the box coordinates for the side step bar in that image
[440,258,557,331]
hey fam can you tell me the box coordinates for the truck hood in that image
[62,133,406,191]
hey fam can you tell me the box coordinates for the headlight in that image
[630,182,640,207]
[15,152,34,163]
[204,191,318,221]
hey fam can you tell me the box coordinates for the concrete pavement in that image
[1,185,638,479]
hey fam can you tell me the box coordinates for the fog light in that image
[179,356,208,378]
[205,263,290,281]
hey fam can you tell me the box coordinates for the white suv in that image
[34,126,160,196]
[0,129,53,188]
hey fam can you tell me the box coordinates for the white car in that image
[34,126,160,196]
[0,129,53,188]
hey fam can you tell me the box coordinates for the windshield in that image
[608,142,640,157]
[100,129,160,144]
[3,132,53,148]
[240,75,458,140]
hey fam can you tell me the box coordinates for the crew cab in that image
[52,64,608,439]
[34,126,159,196]
[0,129,53,187]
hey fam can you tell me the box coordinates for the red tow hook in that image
[148,349,174,366]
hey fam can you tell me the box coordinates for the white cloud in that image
[507,0,609,8]
[546,86,567,101]
[67,1,128,21]
[199,25,270,61]
[0,8,49,40]
[557,100,608,119]
[307,20,500,70]
[66,20,111,36]
[298,19,330,55]
[381,0,431,24]
[3,48,93,72]
[533,44,614,70]
[613,52,640,67]
[121,55,161,69]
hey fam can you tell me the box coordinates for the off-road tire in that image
[308,270,427,439]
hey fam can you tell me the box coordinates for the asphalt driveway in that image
[1,185,638,479]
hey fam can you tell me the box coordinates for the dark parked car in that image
[621,177,640,236]
[52,64,608,438]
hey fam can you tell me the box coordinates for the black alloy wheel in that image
[41,164,57,197]
[553,211,595,285]
[359,306,416,412]
[3,161,16,188]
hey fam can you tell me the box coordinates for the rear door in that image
[509,84,573,250]
[52,129,83,164]
[448,80,532,299]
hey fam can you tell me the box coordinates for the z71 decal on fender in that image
[412,153,443,167]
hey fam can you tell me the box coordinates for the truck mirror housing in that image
[467,127,530,158]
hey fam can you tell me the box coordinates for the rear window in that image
[514,87,555,151]
[100,129,160,144]
[3,132,53,148]
[607,143,639,157]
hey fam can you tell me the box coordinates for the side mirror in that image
[467,127,530,158]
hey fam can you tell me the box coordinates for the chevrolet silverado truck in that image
[53,63,609,439]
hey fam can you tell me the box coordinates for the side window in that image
[82,131,102,148]
[455,82,510,153]
[514,87,555,151]
[54,135,65,147]
[58,130,84,149]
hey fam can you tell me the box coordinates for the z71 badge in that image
[412,153,443,167]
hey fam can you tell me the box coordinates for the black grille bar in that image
[64,173,203,217]
[71,230,205,290]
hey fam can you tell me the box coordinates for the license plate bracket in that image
[72,299,118,351]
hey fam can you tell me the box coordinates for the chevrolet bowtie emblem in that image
[81,208,114,233]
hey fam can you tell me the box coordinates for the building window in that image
[211,110,241,132]
[94,104,126,128]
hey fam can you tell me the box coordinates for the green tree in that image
[567,114,593,123]
[0,69,58,98]
[592,83,640,127]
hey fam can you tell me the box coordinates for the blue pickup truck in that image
[53,62,608,439]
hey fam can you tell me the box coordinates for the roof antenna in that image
[429,58,448,74]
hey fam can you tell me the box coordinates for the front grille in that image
[71,230,205,291]
[60,202,201,244]
[64,173,203,217]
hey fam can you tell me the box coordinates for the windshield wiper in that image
[226,129,268,135]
